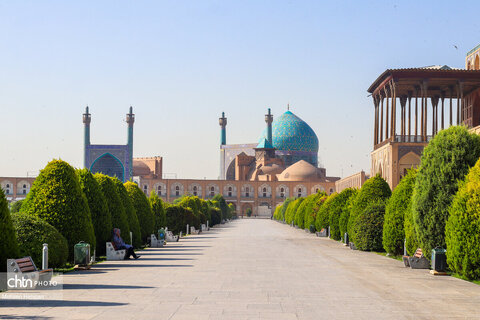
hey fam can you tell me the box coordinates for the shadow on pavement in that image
[0,300,127,307]
[95,264,193,268]
[0,316,52,320]
[63,284,154,290]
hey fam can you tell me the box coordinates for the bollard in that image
[404,238,407,256]
[130,231,133,245]
[344,232,349,245]
[328,226,331,238]
[207,220,209,230]
[186,224,189,235]
[42,243,48,270]
[92,249,96,263]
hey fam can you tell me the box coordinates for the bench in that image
[403,248,430,269]
[106,242,127,260]
[201,224,208,232]
[166,231,179,242]
[150,234,164,248]
[190,226,199,235]
[7,257,53,289]
[316,228,328,237]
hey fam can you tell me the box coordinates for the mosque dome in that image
[259,111,319,153]
[278,160,323,182]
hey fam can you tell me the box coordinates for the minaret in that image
[265,108,273,144]
[219,112,227,179]
[219,112,227,145]
[126,106,135,179]
[82,106,91,168]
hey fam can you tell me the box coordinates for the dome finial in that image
[287,103,290,111]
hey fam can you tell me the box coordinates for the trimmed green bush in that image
[354,202,385,251]
[165,205,197,234]
[124,181,154,242]
[22,160,95,260]
[212,194,230,220]
[295,195,312,228]
[404,196,419,256]
[349,175,391,243]
[315,193,336,232]
[0,188,19,271]
[445,158,480,280]
[279,198,293,221]
[12,212,68,268]
[150,192,167,231]
[328,188,357,241]
[113,179,142,248]
[94,174,130,243]
[76,169,112,255]
[412,126,480,258]
[273,204,282,221]
[339,189,358,242]
[285,198,304,225]
[304,192,327,230]
[383,169,417,255]
[10,199,24,214]
[210,206,222,225]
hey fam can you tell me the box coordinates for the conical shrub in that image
[0,188,19,271]
[113,178,142,248]
[125,182,154,242]
[22,159,95,260]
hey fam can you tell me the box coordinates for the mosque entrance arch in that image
[90,153,125,181]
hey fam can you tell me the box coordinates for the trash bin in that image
[158,228,166,241]
[431,247,447,272]
[74,241,91,266]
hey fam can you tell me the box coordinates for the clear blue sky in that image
[1,0,478,179]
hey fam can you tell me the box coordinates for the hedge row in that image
[2,159,234,270]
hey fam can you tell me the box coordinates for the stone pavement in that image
[2,219,480,319]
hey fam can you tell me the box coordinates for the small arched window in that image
[176,186,179,191]
[193,186,197,191]
[228,187,232,191]
[211,186,214,191]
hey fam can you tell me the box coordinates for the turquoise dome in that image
[258,110,319,167]
[259,111,319,153]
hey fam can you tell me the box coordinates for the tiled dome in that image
[259,111,319,166]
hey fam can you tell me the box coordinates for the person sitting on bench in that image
[112,228,140,260]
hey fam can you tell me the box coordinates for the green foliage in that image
[339,189,358,240]
[10,199,24,214]
[165,205,198,234]
[315,193,336,232]
[228,203,236,218]
[113,179,142,248]
[22,160,95,260]
[149,192,167,230]
[175,196,204,228]
[404,197,419,256]
[383,169,416,255]
[354,202,386,251]
[210,206,222,224]
[304,192,327,230]
[349,174,391,243]
[0,188,19,271]
[328,188,357,240]
[445,158,480,280]
[273,204,282,221]
[94,174,130,243]
[76,169,112,255]
[294,196,311,228]
[279,198,293,221]
[412,126,480,258]
[12,212,68,268]
[285,198,304,225]
[212,194,230,220]
[124,181,154,242]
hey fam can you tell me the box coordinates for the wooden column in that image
[391,81,397,140]
[384,87,389,139]
[423,80,428,141]
[460,81,464,125]
[408,92,412,138]
[373,96,378,146]
[441,92,445,130]
[400,96,407,141]
[415,89,418,139]
[456,83,461,125]
[380,95,384,142]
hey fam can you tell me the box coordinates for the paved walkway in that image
[2,219,480,319]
